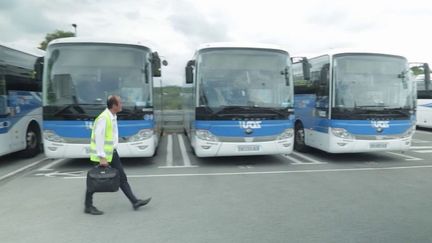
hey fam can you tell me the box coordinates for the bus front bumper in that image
[328,136,412,153]
[194,137,294,157]
[43,138,156,159]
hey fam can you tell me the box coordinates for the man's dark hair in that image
[107,95,118,109]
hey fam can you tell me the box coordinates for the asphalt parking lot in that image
[1,129,432,243]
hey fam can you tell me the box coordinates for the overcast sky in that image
[1,0,431,86]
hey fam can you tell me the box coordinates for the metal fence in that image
[162,110,183,133]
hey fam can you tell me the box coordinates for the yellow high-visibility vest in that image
[90,110,114,163]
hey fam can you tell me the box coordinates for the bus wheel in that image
[21,126,41,158]
[294,123,309,152]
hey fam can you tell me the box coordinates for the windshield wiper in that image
[214,106,288,117]
[383,107,411,115]
[256,107,289,116]
[355,105,385,108]
[214,106,253,115]
[54,104,85,116]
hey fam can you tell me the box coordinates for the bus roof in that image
[196,42,289,54]
[293,48,406,60]
[48,37,154,50]
[0,42,44,57]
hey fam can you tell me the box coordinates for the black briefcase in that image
[86,166,120,192]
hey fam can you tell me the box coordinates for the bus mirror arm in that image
[34,57,44,82]
[280,67,290,86]
[152,52,162,77]
[301,57,311,81]
[185,60,195,84]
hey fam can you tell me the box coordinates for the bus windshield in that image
[333,54,412,109]
[197,49,292,109]
[44,44,152,107]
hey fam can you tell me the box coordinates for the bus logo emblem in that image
[371,121,389,133]
[239,121,262,129]
[245,128,254,135]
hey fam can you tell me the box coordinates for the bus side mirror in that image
[185,60,195,84]
[320,65,329,86]
[280,67,290,86]
[152,52,162,77]
[302,57,311,81]
[34,57,44,82]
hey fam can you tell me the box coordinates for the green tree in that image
[38,30,75,50]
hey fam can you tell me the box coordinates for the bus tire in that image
[20,124,41,158]
[294,123,309,152]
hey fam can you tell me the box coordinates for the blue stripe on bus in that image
[330,120,412,135]
[0,91,41,134]
[195,120,294,137]
[43,120,154,138]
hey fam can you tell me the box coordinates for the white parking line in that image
[412,150,432,153]
[414,130,432,135]
[37,159,66,171]
[386,151,422,161]
[282,154,305,164]
[281,153,327,165]
[292,151,327,164]
[165,134,173,167]
[0,158,51,181]
[412,139,432,144]
[177,134,193,167]
[158,165,198,169]
[65,164,432,179]
[410,146,432,149]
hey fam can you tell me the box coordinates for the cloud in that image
[1,0,432,86]
[0,0,56,41]
[167,0,229,47]
[0,0,17,10]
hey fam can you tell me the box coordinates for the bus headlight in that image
[196,129,218,142]
[331,128,354,139]
[277,128,294,140]
[128,129,153,142]
[44,130,65,143]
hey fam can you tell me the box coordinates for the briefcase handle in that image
[95,164,111,168]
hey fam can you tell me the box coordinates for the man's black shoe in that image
[84,206,104,215]
[133,197,152,210]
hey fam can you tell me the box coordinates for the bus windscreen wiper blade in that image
[214,106,252,115]
[257,107,288,116]
[383,107,410,115]
[54,104,86,116]
[355,105,385,108]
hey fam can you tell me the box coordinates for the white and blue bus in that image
[410,63,432,128]
[0,44,44,157]
[292,50,416,153]
[183,43,294,157]
[42,38,164,158]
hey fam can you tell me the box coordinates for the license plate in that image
[370,142,387,149]
[238,145,260,152]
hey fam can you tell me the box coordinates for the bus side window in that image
[309,56,330,110]
[0,75,7,115]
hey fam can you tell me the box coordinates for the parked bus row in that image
[1,38,430,158]
[184,45,429,155]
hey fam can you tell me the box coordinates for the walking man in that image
[84,95,151,215]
